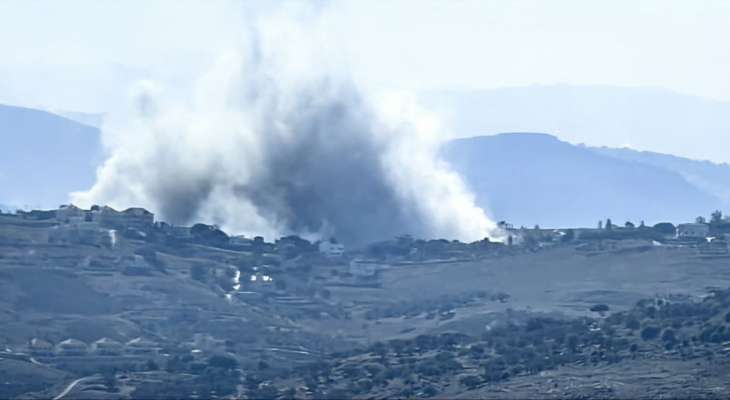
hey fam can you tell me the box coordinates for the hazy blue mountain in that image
[442,133,722,228]
[0,104,102,209]
[55,110,104,128]
[423,85,730,164]
[4,99,729,231]
[590,146,730,205]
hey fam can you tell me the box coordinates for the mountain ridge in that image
[423,85,730,164]
[442,132,724,228]
[0,103,102,209]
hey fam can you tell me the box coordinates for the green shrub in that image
[640,326,660,341]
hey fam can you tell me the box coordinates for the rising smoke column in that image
[72,30,500,245]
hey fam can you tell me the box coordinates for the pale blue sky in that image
[1,0,729,109]
[1,0,730,161]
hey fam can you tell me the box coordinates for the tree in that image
[653,222,676,236]
[605,219,613,230]
[696,216,707,224]
[625,317,641,331]
[625,221,635,229]
[640,326,660,341]
[191,223,230,247]
[207,355,239,370]
[711,210,723,224]
[661,328,676,343]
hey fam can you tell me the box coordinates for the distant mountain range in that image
[0,104,102,209]
[442,133,725,228]
[4,99,730,230]
[53,110,104,128]
[423,85,730,164]
[589,146,730,206]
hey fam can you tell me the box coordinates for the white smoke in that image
[72,6,500,245]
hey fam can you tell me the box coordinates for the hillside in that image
[4,207,730,398]
[54,110,104,128]
[442,133,722,228]
[0,104,102,209]
[591,146,730,205]
[422,85,730,163]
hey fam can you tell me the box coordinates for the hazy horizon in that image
[2,0,730,161]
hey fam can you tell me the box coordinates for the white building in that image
[29,338,54,356]
[92,337,124,355]
[56,338,88,356]
[676,223,710,239]
[126,337,160,354]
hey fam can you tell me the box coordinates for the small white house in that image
[676,223,710,239]
[319,239,344,257]
[56,338,88,356]
[92,337,124,355]
[29,338,54,356]
[126,337,160,354]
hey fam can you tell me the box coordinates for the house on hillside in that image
[155,222,192,240]
[56,204,87,224]
[16,209,57,221]
[171,226,192,240]
[92,337,124,355]
[123,207,154,230]
[95,206,154,231]
[187,333,226,353]
[29,338,54,357]
[126,337,160,354]
[229,235,254,248]
[319,238,344,257]
[676,223,709,239]
[56,338,88,356]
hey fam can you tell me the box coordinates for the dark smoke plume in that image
[73,36,499,245]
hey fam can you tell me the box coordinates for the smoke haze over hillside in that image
[71,9,498,244]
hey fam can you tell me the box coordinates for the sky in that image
[1,0,730,154]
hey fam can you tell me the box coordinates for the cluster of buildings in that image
[28,336,161,357]
[16,204,352,259]
[46,204,156,247]
[56,204,154,231]
[318,239,345,257]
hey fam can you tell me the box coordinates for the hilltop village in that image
[2,205,730,398]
